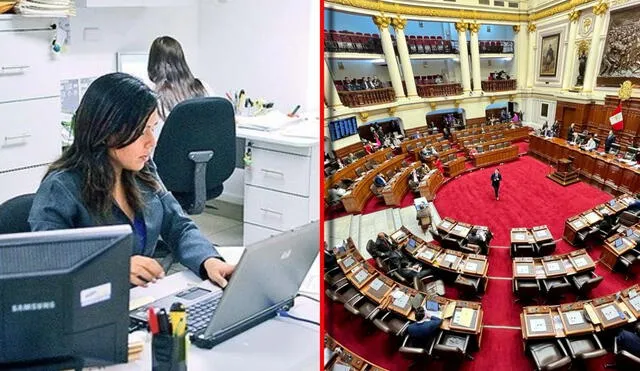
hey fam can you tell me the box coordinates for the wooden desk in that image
[532,225,553,244]
[449,222,472,240]
[558,303,594,336]
[325,334,389,371]
[341,155,406,214]
[443,157,466,177]
[600,230,638,270]
[346,264,377,289]
[521,308,556,339]
[363,275,395,304]
[621,284,640,319]
[529,135,640,193]
[513,250,595,280]
[473,145,519,168]
[563,215,590,246]
[437,217,458,236]
[418,169,444,201]
[382,162,420,206]
[324,148,392,196]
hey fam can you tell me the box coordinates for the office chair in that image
[527,339,572,371]
[513,279,541,304]
[0,193,36,234]
[344,295,379,319]
[413,274,445,296]
[399,333,435,367]
[537,240,557,256]
[153,97,235,215]
[542,277,572,302]
[563,333,607,364]
[570,271,603,299]
[430,331,473,364]
[454,274,482,299]
[373,312,411,336]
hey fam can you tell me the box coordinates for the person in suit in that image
[491,168,502,200]
[408,169,420,193]
[406,306,443,347]
[605,130,616,153]
[583,134,597,151]
[616,329,640,357]
[567,123,576,142]
[28,73,235,288]
[541,121,549,136]
[373,174,387,187]
[342,77,350,91]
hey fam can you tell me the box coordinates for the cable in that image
[276,309,319,326]
[296,293,320,302]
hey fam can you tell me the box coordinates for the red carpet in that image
[325,155,630,371]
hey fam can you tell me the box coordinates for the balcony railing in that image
[466,40,514,54]
[416,83,463,98]
[481,79,517,92]
[406,36,456,54]
[337,88,395,107]
[325,30,383,54]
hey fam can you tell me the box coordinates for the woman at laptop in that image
[29,73,234,287]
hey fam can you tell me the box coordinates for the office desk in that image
[472,145,519,168]
[512,249,595,280]
[600,226,639,270]
[325,149,392,196]
[105,270,319,371]
[236,119,319,246]
[563,195,634,246]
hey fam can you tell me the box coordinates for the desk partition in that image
[418,169,445,201]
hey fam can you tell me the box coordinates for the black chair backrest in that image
[153,97,236,212]
[0,194,36,234]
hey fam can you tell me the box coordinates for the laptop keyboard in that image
[186,295,222,334]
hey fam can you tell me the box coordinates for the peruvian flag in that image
[609,103,624,130]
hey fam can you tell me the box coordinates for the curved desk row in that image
[382,162,421,206]
[510,225,555,257]
[325,148,393,196]
[324,334,388,371]
[600,223,640,271]
[332,240,484,349]
[451,123,511,142]
[529,136,640,194]
[418,169,445,201]
[399,133,444,153]
[340,155,407,214]
[512,249,595,280]
[521,284,640,340]
[563,195,635,246]
[472,144,519,168]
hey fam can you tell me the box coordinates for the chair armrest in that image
[334,281,350,292]
[592,333,604,349]
[619,350,640,365]
[545,355,572,370]
[557,338,569,356]
[397,320,411,336]
[365,307,381,321]
[563,338,577,359]
[325,266,341,274]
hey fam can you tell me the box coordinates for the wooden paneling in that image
[334,142,364,159]
[604,95,640,149]
[555,101,591,139]
[466,117,486,126]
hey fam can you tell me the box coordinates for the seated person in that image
[467,229,488,252]
[627,195,640,212]
[364,141,374,154]
[328,184,347,203]
[408,169,420,193]
[616,329,640,358]
[416,164,430,178]
[468,147,478,157]
[370,232,396,258]
[386,251,431,281]
[373,174,387,188]
[582,134,597,151]
[406,307,443,348]
[567,123,576,141]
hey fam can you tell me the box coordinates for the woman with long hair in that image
[29,72,234,287]
[147,36,210,121]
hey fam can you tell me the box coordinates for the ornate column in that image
[469,22,482,92]
[526,23,537,88]
[561,10,581,90]
[455,22,471,93]
[391,17,417,98]
[513,24,527,89]
[582,1,608,92]
[324,59,343,108]
[373,15,405,98]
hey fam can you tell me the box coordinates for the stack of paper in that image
[14,0,75,16]
[236,110,303,132]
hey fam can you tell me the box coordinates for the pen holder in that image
[152,334,187,371]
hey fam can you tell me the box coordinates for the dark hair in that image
[415,306,425,321]
[47,72,160,219]
[147,36,207,120]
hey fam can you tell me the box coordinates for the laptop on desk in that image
[129,221,319,349]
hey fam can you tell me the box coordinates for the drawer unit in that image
[245,146,311,196]
[0,98,61,172]
[0,19,60,103]
[244,185,309,231]
[0,165,48,203]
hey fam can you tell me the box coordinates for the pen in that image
[157,308,172,335]
[147,307,159,334]
[288,105,300,117]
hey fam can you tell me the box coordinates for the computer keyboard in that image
[186,296,222,334]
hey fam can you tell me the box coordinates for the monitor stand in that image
[0,357,84,371]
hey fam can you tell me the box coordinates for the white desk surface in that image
[100,246,319,371]
[235,114,319,148]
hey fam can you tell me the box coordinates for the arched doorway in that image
[425,108,466,133]
[357,117,404,143]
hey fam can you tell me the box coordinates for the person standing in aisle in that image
[491,168,502,200]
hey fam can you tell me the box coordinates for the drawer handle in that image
[260,168,284,177]
[1,65,30,72]
[260,207,283,216]
[5,134,32,141]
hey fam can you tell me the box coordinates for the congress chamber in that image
[323,0,640,369]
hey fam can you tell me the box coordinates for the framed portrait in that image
[597,4,640,87]
[539,34,560,77]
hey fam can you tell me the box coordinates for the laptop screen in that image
[615,238,623,248]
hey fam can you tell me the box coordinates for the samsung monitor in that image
[615,238,623,248]
[627,228,634,237]
[407,238,416,249]
[0,225,132,369]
